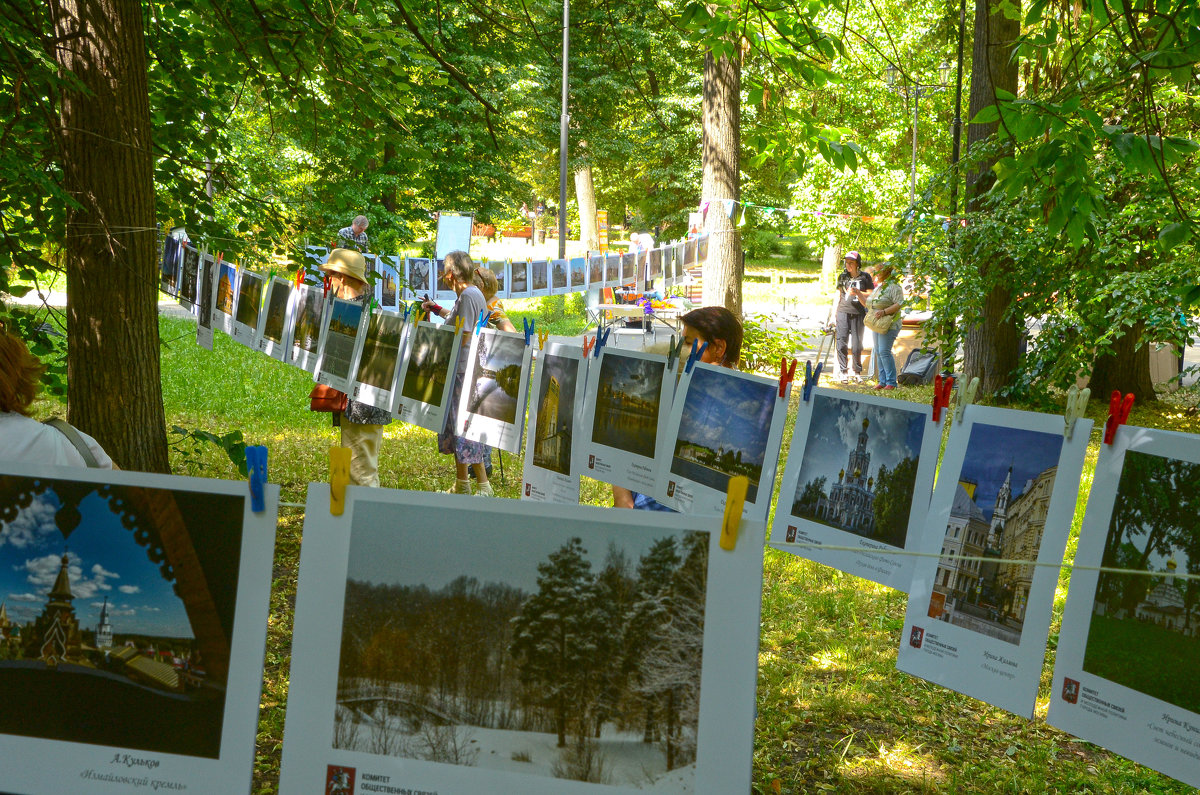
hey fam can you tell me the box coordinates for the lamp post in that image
[886,62,950,208]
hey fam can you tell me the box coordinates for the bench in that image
[498,225,532,239]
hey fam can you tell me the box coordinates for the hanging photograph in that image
[255,276,294,361]
[673,243,686,278]
[649,248,663,281]
[392,320,462,433]
[523,339,587,505]
[768,388,941,591]
[406,258,434,300]
[696,234,709,266]
[510,259,530,298]
[604,252,620,289]
[279,488,763,795]
[580,348,673,495]
[661,246,676,288]
[375,255,401,311]
[1047,426,1200,789]
[654,364,789,520]
[350,309,409,411]
[487,258,509,299]
[314,297,367,395]
[230,269,265,348]
[620,252,636,285]
[196,251,216,351]
[588,254,604,287]
[177,243,201,309]
[159,236,182,297]
[898,405,1091,718]
[456,328,533,454]
[212,260,239,338]
[0,463,277,795]
[684,239,697,268]
[551,258,568,293]
[287,284,325,374]
[530,259,550,298]
[435,258,457,303]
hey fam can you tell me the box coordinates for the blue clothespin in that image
[246,445,268,513]
[686,338,700,372]
[400,301,412,320]
[475,308,490,334]
[523,317,535,346]
[594,327,611,357]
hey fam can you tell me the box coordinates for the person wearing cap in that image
[319,248,392,487]
[337,215,370,251]
[835,250,874,381]
[422,251,495,496]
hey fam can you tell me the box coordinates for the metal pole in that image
[910,87,919,208]
[558,0,570,260]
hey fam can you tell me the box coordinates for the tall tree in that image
[51,0,167,472]
[700,46,742,315]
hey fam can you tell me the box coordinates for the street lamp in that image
[885,62,951,208]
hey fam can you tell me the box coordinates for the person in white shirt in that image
[0,328,114,468]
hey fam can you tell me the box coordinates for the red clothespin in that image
[778,357,798,398]
[181,238,188,250]
[582,335,596,358]
[1103,390,1134,445]
[215,251,224,266]
[932,374,954,422]
[322,273,332,298]
[295,264,305,288]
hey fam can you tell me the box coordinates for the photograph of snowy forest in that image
[334,507,711,791]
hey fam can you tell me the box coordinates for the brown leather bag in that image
[309,383,348,412]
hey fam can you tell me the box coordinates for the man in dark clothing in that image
[835,250,874,380]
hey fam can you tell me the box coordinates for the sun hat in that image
[322,248,367,284]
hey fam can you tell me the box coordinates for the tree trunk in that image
[962,0,1021,393]
[1088,320,1157,402]
[700,49,741,317]
[53,0,168,472]
[574,166,600,251]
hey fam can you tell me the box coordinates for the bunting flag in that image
[697,197,965,227]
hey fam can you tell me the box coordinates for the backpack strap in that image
[42,418,101,468]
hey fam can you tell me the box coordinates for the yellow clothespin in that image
[955,376,980,425]
[537,330,549,350]
[454,315,464,332]
[329,446,351,516]
[1064,385,1090,441]
[719,476,749,551]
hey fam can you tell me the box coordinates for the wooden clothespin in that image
[954,376,980,425]
[594,327,611,357]
[582,335,596,358]
[801,360,822,402]
[1103,390,1134,445]
[329,446,351,516]
[779,357,798,399]
[932,374,955,422]
[684,339,708,373]
[719,476,749,551]
[246,445,268,513]
[537,330,549,350]
[523,317,535,346]
[1063,385,1090,441]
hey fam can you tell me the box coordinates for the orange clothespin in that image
[582,335,596,358]
[1103,390,1134,445]
[779,357,798,399]
[719,476,749,551]
[329,446,351,516]
[294,264,305,288]
[932,374,954,422]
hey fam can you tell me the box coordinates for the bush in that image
[788,237,813,263]
[742,229,783,260]
[740,313,812,373]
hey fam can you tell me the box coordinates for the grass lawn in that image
[1083,615,1200,715]
[22,310,1200,794]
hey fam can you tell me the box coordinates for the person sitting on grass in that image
[423,251,495,496]
[612,306,742,511]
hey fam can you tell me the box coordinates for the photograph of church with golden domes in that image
[789,394,928,548]
[0,473,245,757]
[1082,450,1200,713]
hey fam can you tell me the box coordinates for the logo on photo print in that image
[667,481,676,497]
[1061,678,1080,704]
[909,626,924,649]
[326,765,355,795]
[786,525,797,542]
[525,483,531,496]
[588,455,595,469]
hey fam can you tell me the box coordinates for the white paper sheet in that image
[455,328,533,454]
[522,339,589,504]
[392,320,463,433]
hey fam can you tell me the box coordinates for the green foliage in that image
[741,229,783,260]
[170,426,249,477]
[740,313,811,373]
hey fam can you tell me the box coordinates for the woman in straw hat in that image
[320,248,392,486]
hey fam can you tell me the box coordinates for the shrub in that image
[742,229,783,260]
[740,313,812,373]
